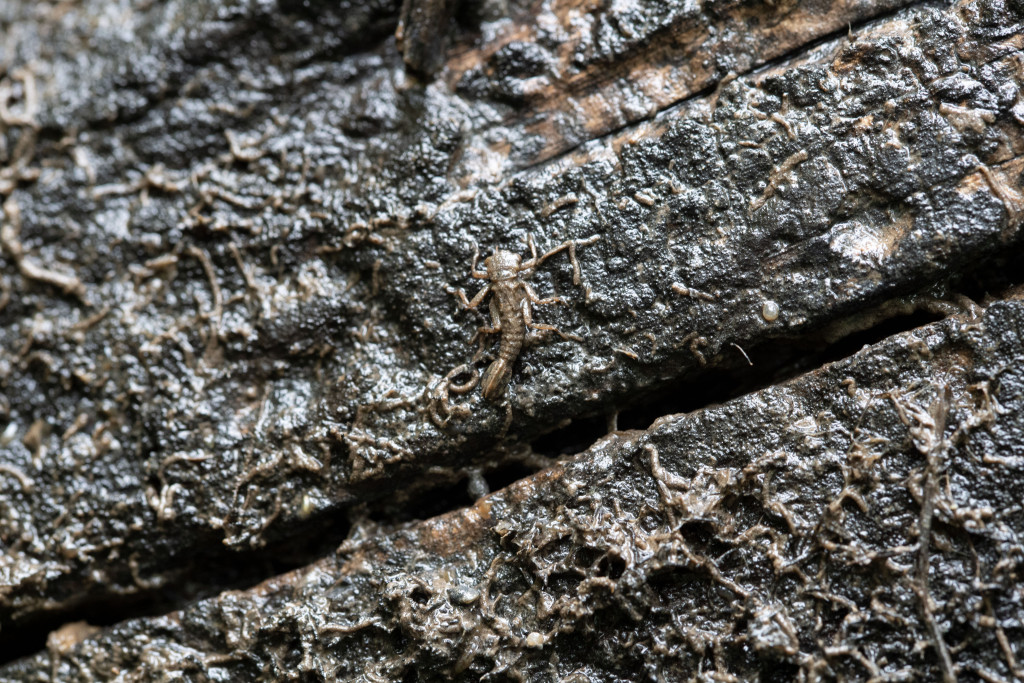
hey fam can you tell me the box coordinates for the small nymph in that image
[452,235,598,400]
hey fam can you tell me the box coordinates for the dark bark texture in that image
[0,0,1022,678]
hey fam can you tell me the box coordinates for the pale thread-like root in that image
[428,364,480,427]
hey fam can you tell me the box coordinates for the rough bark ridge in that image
[0,0,1022,677]
[7,293,1024,682]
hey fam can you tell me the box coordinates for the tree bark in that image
[0,0,1022,677]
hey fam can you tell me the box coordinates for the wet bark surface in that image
[6,294,1024,681]
[0,0,1022,677]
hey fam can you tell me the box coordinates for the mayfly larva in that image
[451,235,599,401]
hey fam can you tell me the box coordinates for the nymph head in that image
[483,249,521,280]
